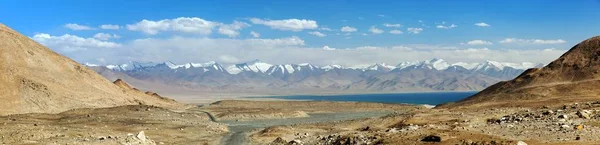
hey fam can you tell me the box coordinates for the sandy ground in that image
[249,101,600,145]
[0,105,228,145]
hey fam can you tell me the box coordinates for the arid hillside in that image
[0,24,183,115]
[440,36,600,109]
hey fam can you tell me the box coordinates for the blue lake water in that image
[261,92,478,105]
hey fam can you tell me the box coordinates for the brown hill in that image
[113,79,133,90]
[0,23,182,115]
[440,36,600,109]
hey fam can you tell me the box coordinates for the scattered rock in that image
[561,124,570,129]
[517,141,528,145]
[577,110,592,119]
[544,110,554,115]
[136,131,146,142]
[558,114,568,120]
[270,137,287,144]
[288,140,303,145]
[361,126,370,131]
[421,135,441,142]
[575,125,584,130]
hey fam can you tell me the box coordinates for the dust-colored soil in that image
[251,101,600,145]
[0,105,228,145]
[442,36,600,109]
[202,100,423,121]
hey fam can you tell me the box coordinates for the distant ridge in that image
[439,36,600,108]
[0,23,182,115]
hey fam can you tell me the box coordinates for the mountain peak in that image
[441,36,600,108]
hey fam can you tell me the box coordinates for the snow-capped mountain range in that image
[85,58,544,93]
[92,58,543,75]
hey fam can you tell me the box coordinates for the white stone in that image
[137,131,146,142]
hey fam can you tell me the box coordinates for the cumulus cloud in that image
[436,24,457,29]
[464,40,493,45]
[308,31,326,37]
[369,26,383,34]
[99,24,120,30]
[407,28,423,34]
[474,22,490,27]
[499,38,566,44]
[93,33,121,40]
[383,23,402,28]
[340,26,357,32]
[218,21,250,37]
[64,23,94,30]
[389,29,403,34]
[249,18,318,31]
[250,31,260,38]
[322,45,336,50]
[126,17,219,35]
[32,33,121,53]
[33,33,566,66]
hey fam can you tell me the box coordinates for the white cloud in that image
[308,31,326,37]
[499,38,566,44]
[93,33,121,40]
[249,18,318,31]
[99,24,120,30]
[320,27,333,31]
[218,21,250,37]
[126,17,219,35]
[377,14,386,17]
[32,33,121,52]
[322,45,336,50]
[340,26,357,32]
[407,28,423,34]
[383,23,402,28]
[369,26,383,34]
[250,31,260,38]
[465,40,492,45]
[389,29,403,34]
[474,22,490,27]
[436,24,457,29]
[36,33,566,67]
[64,23,94,30]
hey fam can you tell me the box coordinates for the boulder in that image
[577,110,591,119]
[137,131,147,142]
[558,114,568,120]
[270,137,287,145]
[517,141,528,145]
[421,135,442,142]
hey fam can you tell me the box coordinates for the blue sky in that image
[1,0,600,66]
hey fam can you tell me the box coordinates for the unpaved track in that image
[218,111,393,145]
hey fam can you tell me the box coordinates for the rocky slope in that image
[0,23,182,115]
[441,36,600,109]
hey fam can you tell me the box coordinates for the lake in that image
[261,92,478,105]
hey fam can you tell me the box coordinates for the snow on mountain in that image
[422,58,450,70]
[396,61,420,69]
[451,62,479,70]
[502,62,543,70]
[227,59,273,74]
[474,61,507,71]
[297,63,317,71]
[96,59,543,75]
[83,63,99,67]
[366,63,396,71]
[321,65,344,71]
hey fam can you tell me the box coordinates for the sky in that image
[2,0,600,66]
